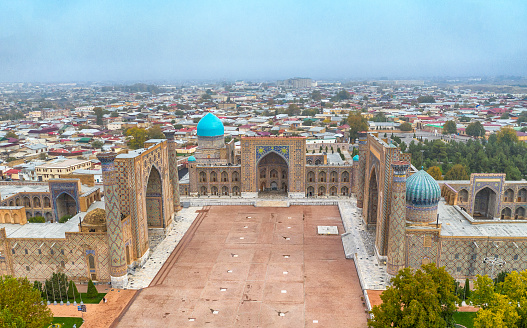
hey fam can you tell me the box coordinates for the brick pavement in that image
[115,205,369,327]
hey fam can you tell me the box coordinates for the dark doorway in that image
[367,169,378,227]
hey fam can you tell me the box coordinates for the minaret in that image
[351,155,359,194]
[97,152,127,288]
[387,161,409,276]
[164,131,181,212]
[356,131,368,208]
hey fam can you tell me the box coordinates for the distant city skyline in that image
[1,0,526,83]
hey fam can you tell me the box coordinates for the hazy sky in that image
[1,0,526,82]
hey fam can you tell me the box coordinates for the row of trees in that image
[406,128,526,180]
[441,120,486,137]
[32,273,98,304]
[369,265,527,328]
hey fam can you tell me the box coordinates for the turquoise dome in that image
[406,169,441,206]
[353,155,359,161]
[197,113,224,137]
[188,156,196,162]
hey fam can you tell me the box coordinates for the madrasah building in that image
[0,112,527,288]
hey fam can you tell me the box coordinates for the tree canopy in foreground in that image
[471,270,527,328]
[0,276,52,328]
[368,263,459,328]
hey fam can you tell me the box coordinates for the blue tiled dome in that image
[406,169,441,206]
[197,113,224,137]
[353,155,359,161]
[188,156,196,162]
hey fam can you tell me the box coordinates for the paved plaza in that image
[116,205,369,327]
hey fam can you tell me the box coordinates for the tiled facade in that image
[359,131,527,279]
[0,140,179,286]
[185,135,355,197]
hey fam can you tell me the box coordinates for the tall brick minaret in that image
[164,131,181,212]
[356,131,368,208]
[387,161,409,276]
[97,152,127,288]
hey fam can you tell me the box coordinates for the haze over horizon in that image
[1,0,526,83]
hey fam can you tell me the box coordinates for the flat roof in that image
[0,200,104,239]
[36,158,90,169]
[438,200,527,238]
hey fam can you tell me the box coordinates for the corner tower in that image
[97,152,127,288]
[387,161,409,275]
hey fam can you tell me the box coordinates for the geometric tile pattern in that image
[387,162,409,275]
[98,153,127,278]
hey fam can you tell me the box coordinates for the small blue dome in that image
[188,156,196,162]
[197,113,224,137]
[406,169,441,206]
[353,155,359,161]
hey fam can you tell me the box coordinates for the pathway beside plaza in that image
[116,205,369,327]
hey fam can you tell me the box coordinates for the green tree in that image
[91,140,104,149]
[38,152,47,160]
[370,113,388,122]
[5,131,18,139]
[286,104,301,116]
[87,280,98,299]
[174,124,183,129]
[347,111,368,143]
[500,112,510,119]
[427,166,443,180]
[93,107,104,125]
[399,122,413,131]
[110,111,119,118]
[369,263,459,328]
[445,164,469,180]
[517,112,527,125]
[0,276,52,328]
[44,272,68,302]
[465,121,486,138]
[417,95,435,103]
[442,120,457,135]
[28,216,45,223]
[126,127,147,149]
[67,281,81,302]
[333,89,350,101]
[464,278,471,300]
[147,126,166,140]
[311,90,322,101]
[496,127,518,144]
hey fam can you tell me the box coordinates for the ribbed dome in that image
[197,113,224,137]
[353,155,359,161]
[83,208,106,225]
[406,169,441,206]
[188,155,196,162]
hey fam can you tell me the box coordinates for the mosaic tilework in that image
[356,132,368,208]
[387,163,409,275]
[165,133,181,210]
[240,137,306,193]
[98,153,127,278]
[1,231,109,282]
[406,231,441,268]
[438,238,527,279]
[50,181,80,222]
[468,173,506,217]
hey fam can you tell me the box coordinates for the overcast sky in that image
[1,0,526,82]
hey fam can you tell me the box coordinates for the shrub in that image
[67,280,81,302]
[87,280,98,299]
[29,216,45,223]
[59,215,73,223]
